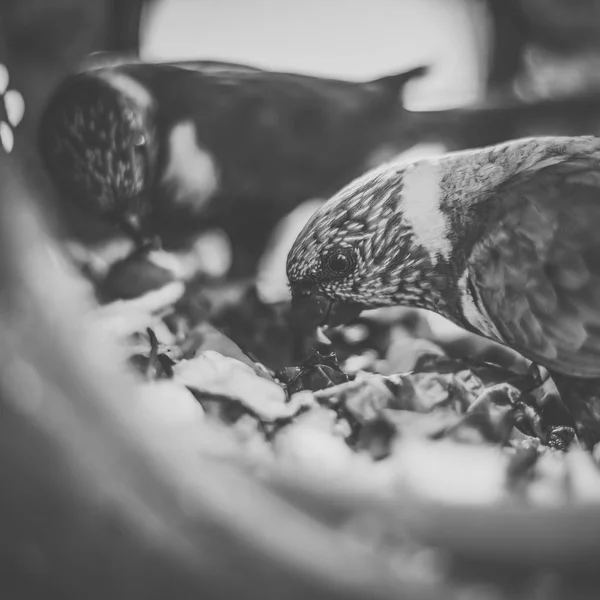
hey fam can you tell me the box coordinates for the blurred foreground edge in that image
[0,157,444,598]
[0,3,436,597]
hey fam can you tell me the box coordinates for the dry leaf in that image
[173,351,308,421]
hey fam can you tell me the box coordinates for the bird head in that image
[287,135,600,333]
[39,69,157,236]
[286,160,447,330]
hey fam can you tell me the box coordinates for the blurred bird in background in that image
[38,60,428,274]
[36,0,600,280]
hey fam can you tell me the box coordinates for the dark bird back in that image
[38,59,427,271]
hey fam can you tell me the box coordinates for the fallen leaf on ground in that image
[173,350,313,421]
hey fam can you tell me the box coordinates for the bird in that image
[38,59,428,274]
[286,135,600,448]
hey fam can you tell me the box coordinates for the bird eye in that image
[323,248,355,278]
[132,132,146,147]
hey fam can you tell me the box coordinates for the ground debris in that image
[71,233,600,596]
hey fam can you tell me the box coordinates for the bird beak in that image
[290,284,364,330]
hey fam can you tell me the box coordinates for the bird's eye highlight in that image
[323,248,355,278]
[132,132,146,147]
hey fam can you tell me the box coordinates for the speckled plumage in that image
[39,72,155,220]
[287,162,441,311]
[288,135,600,445]
[287,135,600,373]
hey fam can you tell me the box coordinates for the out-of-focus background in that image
[140,0,600,104]
[142,0,487,110]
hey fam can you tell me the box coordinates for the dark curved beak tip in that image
[291,290,331,330]
[290,286,364,331]
[327,300,365,327]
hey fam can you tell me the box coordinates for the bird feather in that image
[466,150,600,377]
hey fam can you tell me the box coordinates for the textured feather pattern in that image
[287,161,440,309]
[465,155,600,377]
[287,135,600,380]
[39,72,155,217]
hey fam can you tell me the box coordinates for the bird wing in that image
[466,149,600,377]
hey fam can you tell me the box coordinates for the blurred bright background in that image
[141,0,489,110]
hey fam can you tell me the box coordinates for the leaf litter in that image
[70,212,600,599]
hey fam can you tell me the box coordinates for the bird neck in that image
[381,137,583,327]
